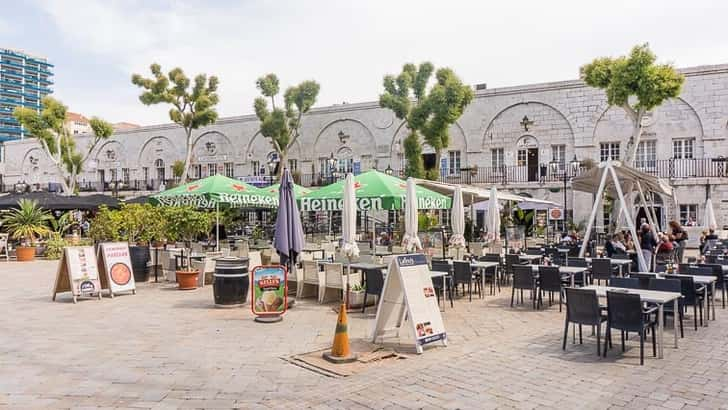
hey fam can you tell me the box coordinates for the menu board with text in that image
[371,253,447,353]
[98,242,136,297]
[52,246,102,303]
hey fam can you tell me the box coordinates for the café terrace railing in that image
[2,158,726,194]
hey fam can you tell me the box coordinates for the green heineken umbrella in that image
[262,182,315,199]
[299,170,451,211]
[150,174,277,209]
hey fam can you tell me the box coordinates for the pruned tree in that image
[132,64,219,183]
[580,43,684,164]
[253,73,319,179]
[380,62,473,179]
[14,96,113,195]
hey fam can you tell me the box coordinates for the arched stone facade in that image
[21,147,55,184]
[312,118,377,173]
[387,120,469,173]
[481,101,575,168]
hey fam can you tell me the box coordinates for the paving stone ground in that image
[2,260,728,409]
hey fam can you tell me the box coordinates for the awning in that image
[413,179,561,208]
[571,161,673,197]
[0,192,120,210]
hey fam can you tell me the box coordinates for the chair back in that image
[301,252,314,262]
[505,254,521,274]
[248,251,262,269]
[452,261,472,285]
[375,245,389,254]
[391,245,405,254]
[302,260,319,282]
[382,255,395,267]
[324,263,344,287]
[538,266,561,292]
[431,260,451,274]
[480,253,500,263]
[591,258,613,280]
[564,288,601,325]
[654,264,667,273]
[606,291,645,332]
[525,248,542,256]
[609,277,640,289]
[567,257,588,267]
[664,274,698,305]
[688,265,715,277]
[469,242,484,257]
[512,265,534,290]
[697,264,723,284]
[629,272,656,289]
[358,254,374,264]
[647,277,681,308]
[363,269,384,297]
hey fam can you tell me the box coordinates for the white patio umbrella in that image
[486,186,501,244]
[705,198,718,230]
[449,185,466,249]
[341,173,359,259]
[402,177,422,252]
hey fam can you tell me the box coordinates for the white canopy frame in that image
[577,162,651,272]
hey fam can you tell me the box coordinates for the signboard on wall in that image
[372,254,447,354]
[548,208,564,221]
[52,246,102,303]
[440,157,447,176]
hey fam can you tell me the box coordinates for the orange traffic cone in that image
[322,302,359,363]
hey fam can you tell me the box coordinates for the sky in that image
[3,0,728,126]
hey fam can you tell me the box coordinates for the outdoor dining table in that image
[531,265,588,287]
[583,285,681,359]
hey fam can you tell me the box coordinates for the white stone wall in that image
[3,64,728,228]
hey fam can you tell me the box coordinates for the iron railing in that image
[2,158,726,194]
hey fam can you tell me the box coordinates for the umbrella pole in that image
[216,202,220,252]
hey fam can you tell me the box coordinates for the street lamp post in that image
[385,164,393,176]
[550,155,580,233]
[327,152,337,185]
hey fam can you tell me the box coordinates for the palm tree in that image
[2,199,52,246]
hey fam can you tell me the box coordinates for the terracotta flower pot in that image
[16,246,36,262]
[176,270,199,290]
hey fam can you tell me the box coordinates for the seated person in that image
[605,234,627,257]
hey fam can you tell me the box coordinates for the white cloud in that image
[35,0,728,125]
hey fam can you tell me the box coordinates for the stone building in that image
[1,63,727,231]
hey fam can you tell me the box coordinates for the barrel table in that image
[213,257,249,307]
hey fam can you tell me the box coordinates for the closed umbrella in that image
[487,186,501,244]
[341,173,359,259]
[273,169,305,270]
[705,198,718,230]
[449,185,466,251]
[402,178,422,252]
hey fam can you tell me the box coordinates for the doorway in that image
[635,206,663,231]
[527,148,538,182]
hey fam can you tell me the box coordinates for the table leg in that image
[481,268,485,299]
[571,274,575,288]
[673,299,678,349]
[658,303,664,359]
[443,276,448,310]
[712,282,716,321]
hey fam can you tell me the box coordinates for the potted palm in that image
[164,207,212,290]
[2,199,52,261]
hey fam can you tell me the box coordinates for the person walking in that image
[668,220,687,263]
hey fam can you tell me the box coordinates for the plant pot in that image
[176,270,199,290]
[348,291,366,307]
[129,245,150,282]
[16,246,36,262]
[64,233,80,245]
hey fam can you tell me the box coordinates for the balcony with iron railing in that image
[2,158,726,196]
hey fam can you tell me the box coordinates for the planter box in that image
[348,291,375,308]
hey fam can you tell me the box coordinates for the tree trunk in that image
[624,121,643,166]
[276,150,288,181]
[179,130,194,184]
[611,118,642,229]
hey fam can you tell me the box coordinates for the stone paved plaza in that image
[2,260,728,409]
